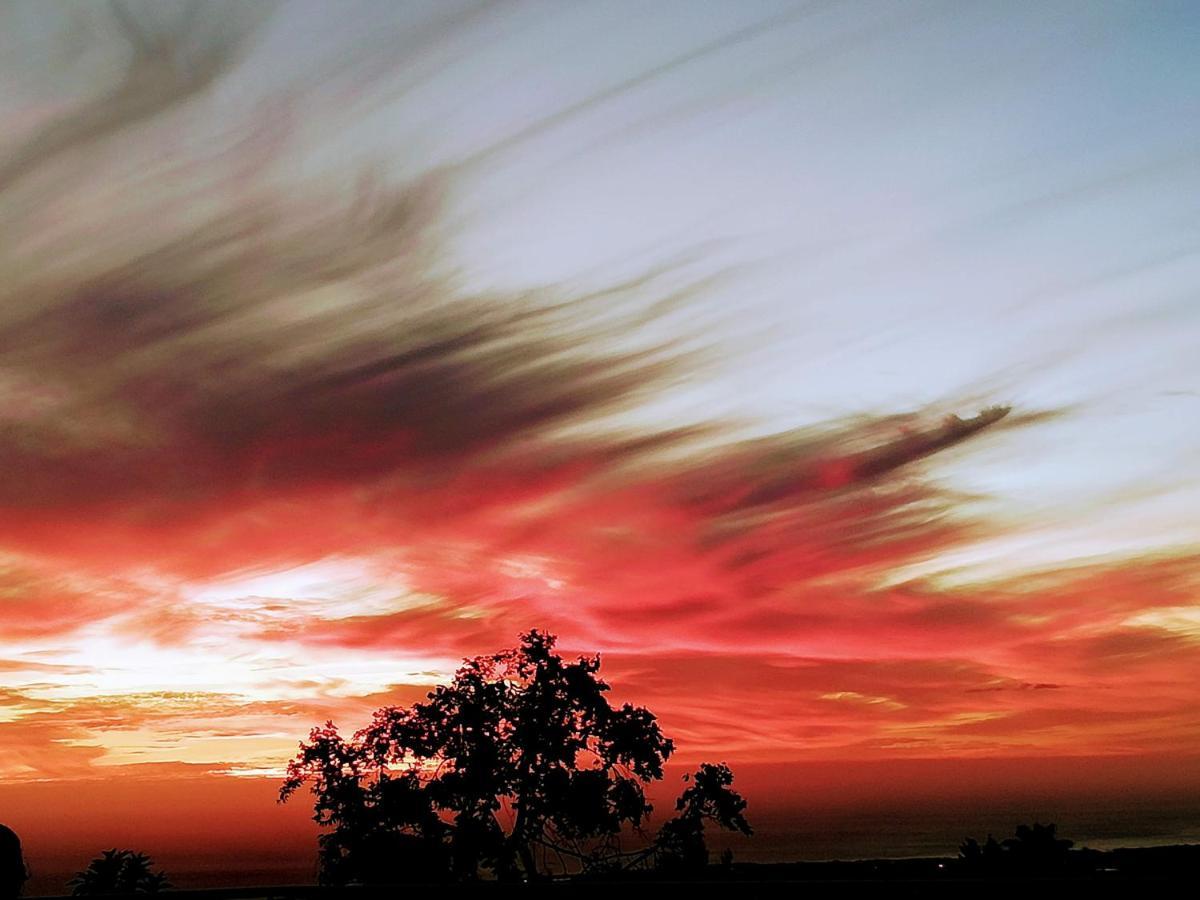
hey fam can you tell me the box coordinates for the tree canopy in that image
[0,825,27,900]
[280,630,751,882]
[69,850,170,896]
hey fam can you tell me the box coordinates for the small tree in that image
[69,850,169,896]
[654,763,753,872]
[281,630,751,882]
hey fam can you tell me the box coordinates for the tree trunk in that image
[508,804,541,882]
[518,840,539,882]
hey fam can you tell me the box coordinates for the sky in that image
[2,0,1200,889]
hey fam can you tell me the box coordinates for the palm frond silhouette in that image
[69,850,170,896]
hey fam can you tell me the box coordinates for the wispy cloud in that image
[1,0,1197,815]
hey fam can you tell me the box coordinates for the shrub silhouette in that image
[959,834,1005,872]
[1004,822,1073,870]
[960,823,1074,875]
[69,850,170,896]
[281,630,751,882]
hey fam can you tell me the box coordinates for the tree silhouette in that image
[959,834,1005,874]
[280,630,750,882]
[653,763,753,872]
[69,850,170,896]
[1003,822,1073,871]
[0,824,28,900]
[960,823,1074,876]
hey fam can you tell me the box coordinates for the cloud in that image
[0,3,1024,588]
[0,1,273,193]
[0,683,444,781]
[2,0,1197,793]
[0,559,145,640]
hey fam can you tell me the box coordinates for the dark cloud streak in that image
[0,1,1015,575]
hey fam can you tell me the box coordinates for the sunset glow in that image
[2,0,1199,890]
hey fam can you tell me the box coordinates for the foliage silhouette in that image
[0,824,27,900]
[69,850,170,896]
[960,822,1074,875]
[959,833,1005,874]
[281,630,751,882]
[1003,822,1074,870]
[654,763,753,873]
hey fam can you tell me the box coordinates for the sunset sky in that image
[2,0,1200,889]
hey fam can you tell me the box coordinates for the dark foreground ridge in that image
[24,845,1200,899]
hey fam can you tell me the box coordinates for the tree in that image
[280,630,750,882]
[959,823,1074,875]
[959,834,1004,874]
[653,763,753,873]
[0,824,28,900]
[69,850,170,896]
[1002,822,1073,872]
